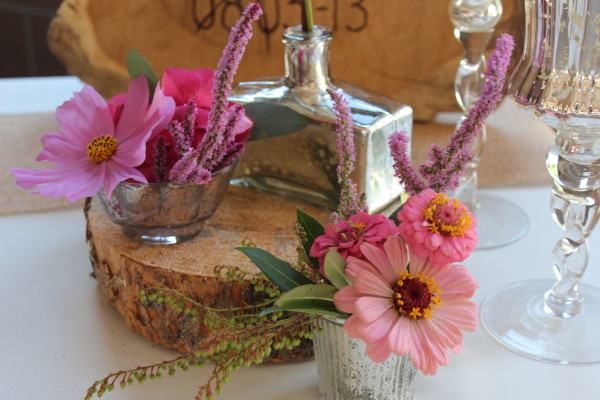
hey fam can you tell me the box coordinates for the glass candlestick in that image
[481,0,600,363]
[230,25,412,213]
[449,0,529,249]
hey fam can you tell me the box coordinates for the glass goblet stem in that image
[544,132,600,317]
[449,0,501,210]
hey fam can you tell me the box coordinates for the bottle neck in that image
[283,25,332,90]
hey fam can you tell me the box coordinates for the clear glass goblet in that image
[480,0,600,363]
[449,0,530,249]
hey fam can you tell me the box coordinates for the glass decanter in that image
[481,0,600,363]
[449,0,530,249]
[230,25,412,213]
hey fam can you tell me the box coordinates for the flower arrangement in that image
[85,33,514,399]
[11,3,262,200]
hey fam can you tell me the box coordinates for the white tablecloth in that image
[1,77,599,400]
[2,186,600,400]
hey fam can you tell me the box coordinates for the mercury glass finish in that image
[97,162,236,245]
[481,0,600,364]
[230,25,412,213]
[312,317,416,400]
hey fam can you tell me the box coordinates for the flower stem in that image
[301,0,314,31]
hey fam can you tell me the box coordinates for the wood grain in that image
[86,185,330,360]
[48,0,524,121]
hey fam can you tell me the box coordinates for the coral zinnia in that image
[309,212,398,276]
[396,189,478,267]
[333,235,479,375]
[11,77,175,201]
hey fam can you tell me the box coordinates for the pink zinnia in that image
[11,76,175,201]
[309,212,398,276]
[396,189,477,267]
[334,235,479,375]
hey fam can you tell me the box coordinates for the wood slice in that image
[48,0,524,121]
[85,185,330,362]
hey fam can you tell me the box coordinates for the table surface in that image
[1,77,600,400]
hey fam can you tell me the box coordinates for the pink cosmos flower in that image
[396,189,477,267]
[333,235,479,375]
[135,68,253,182]
[309,212,398,276]
[11,76,175,201]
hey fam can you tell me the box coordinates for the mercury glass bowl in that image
[97,162,237,245]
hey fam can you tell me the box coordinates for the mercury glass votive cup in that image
[312,316,416,400]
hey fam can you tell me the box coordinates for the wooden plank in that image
[48,0,524,121]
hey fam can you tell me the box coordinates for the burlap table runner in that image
[0,98,554,216]
[0,112,84,216]
[412,97,554,188]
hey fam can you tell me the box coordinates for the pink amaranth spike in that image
[390,34,515,195]
[196,3,262,172]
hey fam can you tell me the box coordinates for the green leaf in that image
[126,49,159,100]
[258,306,282,316]
[278,308,345,318]
[388,203,405,225]
[323,248,352,289]
[275,284,339,315]
[235,247,313,292]
[244,103,309,141]
[296,208,325,270]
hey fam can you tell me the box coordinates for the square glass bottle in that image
[230,25,412,213]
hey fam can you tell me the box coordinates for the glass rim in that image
[283,25,332,43]
[116,160,237,189]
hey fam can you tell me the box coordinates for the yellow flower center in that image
[422,193,472,237]
[87,135,118,163]
[352,222,366,231]
[339,221,367,242]
[392,271,442,320]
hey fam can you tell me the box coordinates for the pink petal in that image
[355,296,393,324]
[114,76,151,141]
[430,232,443,248]
[404,322,426,372]
[162,67,214,107]
[387,317,412,356]
[103,160,148,198]
[111,139,147,168]
[354,269,393,298]
[407,251,433,274]
[343,314,366,339]
[360,242,397,284]
[55,85,114,148]
[417,322,450,375]
[231,113,254,137]
[365,336,392,363]
[434,300,479,332]
[345,257,376,281]
[427,314,463,348]
[12,161,104,201]
[434,264,479,300]
[357,308,398,343]
[145,82,176,141]
[35,131,87,164]
[333,286,362,314]
[382,235,409,275]
[439,239,455,256]
[451,342,463,355]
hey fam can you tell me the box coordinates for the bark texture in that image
[85,185,330,361]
